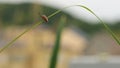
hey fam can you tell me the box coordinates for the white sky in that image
[0,0,120,24]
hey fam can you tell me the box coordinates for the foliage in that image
[0,4,119,33]
[0,4,120,68]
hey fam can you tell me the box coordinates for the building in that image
[0,26,87,68]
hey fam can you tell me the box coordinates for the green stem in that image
[48,5,120,45]
[80,5,120,45]
[49,16,66,68]
[49,5,120,68]
[0,5,119,68]
[0,21,42,53]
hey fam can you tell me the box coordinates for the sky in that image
[0,0,120,24]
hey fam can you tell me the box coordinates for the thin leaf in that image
[49,16,66,68]
[49,5,120,68]
[0,21,43,53]
[79,5,120,45]
[0,5,119,68]
[48,5,120,45]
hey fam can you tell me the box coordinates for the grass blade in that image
[79,5,120,45]
[49,5,120,68]
[48,5,120,45]
[0,21,42,53]
[49,16,66,68]
[0,4,119,68]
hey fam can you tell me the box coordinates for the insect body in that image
[41,15,48,22]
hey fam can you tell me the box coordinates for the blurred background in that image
[0,0,120,68]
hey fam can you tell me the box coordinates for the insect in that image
[41,15,48,22]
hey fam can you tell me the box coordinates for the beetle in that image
[41,15,48,22]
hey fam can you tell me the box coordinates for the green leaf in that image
[49,5,120,68]
[0,5,119,68]
[49,16,66,68]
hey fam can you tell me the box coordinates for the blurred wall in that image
[0,26,87,68]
